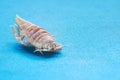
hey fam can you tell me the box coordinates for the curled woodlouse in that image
[11,15,62,53]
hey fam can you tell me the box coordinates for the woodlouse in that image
[11,15,62,53]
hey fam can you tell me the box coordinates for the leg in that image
[11,25,31,46]
[34,48,44,54]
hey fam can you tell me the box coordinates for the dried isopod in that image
[11,15,62,53]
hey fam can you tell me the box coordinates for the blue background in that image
[0,0,120,80]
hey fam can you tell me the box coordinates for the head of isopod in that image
[38,39,63,52]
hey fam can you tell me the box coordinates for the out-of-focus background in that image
[0,0,120,80]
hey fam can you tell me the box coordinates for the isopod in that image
[11,15,62,53]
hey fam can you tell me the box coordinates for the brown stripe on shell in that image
[34,32,48,43]
[25,25,52,44]
[25,26,38,38]
[33,29,48,40]
[33,28,51,43]
[25,26,34,38]
[35,33,50,43]
[29,27,47,40]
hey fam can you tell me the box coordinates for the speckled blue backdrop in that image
[0,0,120,80]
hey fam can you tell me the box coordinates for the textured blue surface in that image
[0,0,120,80]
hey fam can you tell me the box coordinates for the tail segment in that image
[16,15,34,30]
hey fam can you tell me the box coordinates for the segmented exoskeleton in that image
[11,15,62,53]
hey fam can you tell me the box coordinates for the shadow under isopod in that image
[14,44,62,58]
